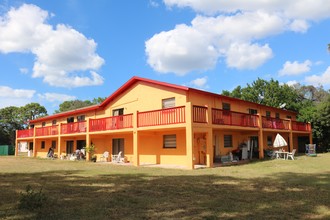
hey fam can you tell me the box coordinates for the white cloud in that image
[146,24,218,75]
[0,86,36,108]
[149,0,160,7]
[305,67,330,86]
[146,0,330,75]
[0,86,35,98]
[0,4,104,88]
[285,80,298,87]
[19,68,29,74]
[278,60,312,76]
[226,43,273,69]
[289,19,309,33]
[163,0,330,21]
[187,76,209,89]
[38,93,76,102]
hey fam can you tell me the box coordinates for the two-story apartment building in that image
[16,76,312,169]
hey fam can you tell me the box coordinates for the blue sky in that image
[1,0,330,114]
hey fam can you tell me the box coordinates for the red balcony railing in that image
[193,105,207,123]
[61,121,86,134]
[17,128,34,138]
[212,108,258,127]
[262,117,289,130]
[89,114,133,132]
[35,125,58,136]
[292,121,311,132]
[138,106,185,127]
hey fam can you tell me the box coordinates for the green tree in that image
[55,97,106,113]
[0,106,23,146]
[55,100,93,113]
[20,103,48,123]
[92,97,106,105]
[0,103,47,146]
[222,78,301,111]
[311,94,330,151]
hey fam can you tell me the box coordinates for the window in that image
[222,103,231,111]
[275,113,280,119]
[266,111,271,118]
[42,122,46,127]
[222,103,231,116]
[41,141,45,149]
[249,109,258,115]
[113,108,124,116]
[163,134,176,148]
[286,115,292,119]
[77,115,85,122]
[267,136,272,146]
[30,124,35,128]
[162,97,175,109]
[51,140,56,149]
[67,117,74,123]
[224,135,233,148]
[52,120,57,125]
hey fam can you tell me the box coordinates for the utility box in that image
[0,145,15,155]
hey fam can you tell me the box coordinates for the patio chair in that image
[112,151,124,163]
[287,149,296,160]
[100,151,109,162]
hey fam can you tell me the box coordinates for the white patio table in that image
[275,151,289,160]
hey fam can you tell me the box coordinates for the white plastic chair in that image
[100,151,109,162]
[287,149,296,160]
[112,151,124,163]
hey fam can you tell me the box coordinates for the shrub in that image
[18,185,47,210]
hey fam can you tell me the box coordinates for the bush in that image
[18,185,47,210]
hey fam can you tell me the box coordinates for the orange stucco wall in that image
[138,129,187,166]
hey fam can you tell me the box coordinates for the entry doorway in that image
[194,133,207,165]
[66,141,74,155]
[249,136,259,159]
[112,138,124,156]
[77,140,86,150]
[298,136,309,153]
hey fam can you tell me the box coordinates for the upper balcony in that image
[61,121,87,134]
[292,121,311,132]
[212,108,258,127]
[16,105,312,139]
[138,106,186,127]
[261,116,290,130]
[192,106,259,128]
[35,125,58,137]
[89,114,133,132]
[17,128,34,138]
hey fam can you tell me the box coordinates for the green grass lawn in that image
[0,154,329,220]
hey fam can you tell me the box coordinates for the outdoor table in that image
[275,151,289,160]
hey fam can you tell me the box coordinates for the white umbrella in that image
[273,133,287,148]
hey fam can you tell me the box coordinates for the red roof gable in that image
[99,76,189,108]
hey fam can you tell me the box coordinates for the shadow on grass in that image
[0,168,329,220]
